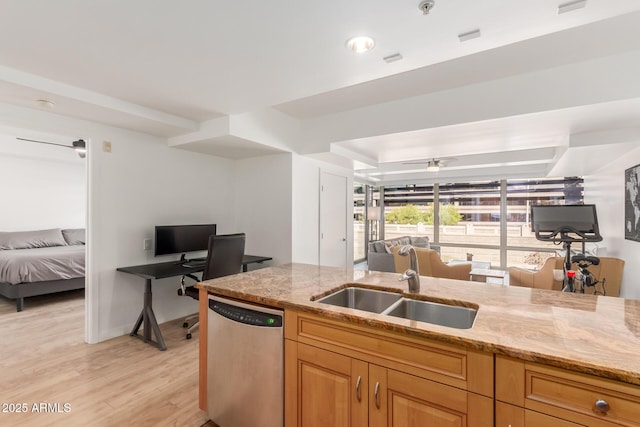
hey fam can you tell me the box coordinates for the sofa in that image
[508,256,625,296]
[367,235,439,272]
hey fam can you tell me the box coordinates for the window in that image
[383,185,435,243]
[353,184,382,263]
[438,181,501,265]
[377,177,583,268]
[353,183,366,262]
[506,177,584,269]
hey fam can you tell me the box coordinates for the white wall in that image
[94,134,235,342]
[233,154,293,266]
[231,153,354,268]
[584,144,640,299]
[292,154,354,266]
[0,133,85,230]
[0,103,235,343]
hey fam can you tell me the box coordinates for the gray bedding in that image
[0,245,85,285]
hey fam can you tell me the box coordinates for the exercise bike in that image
[565,254,607,295]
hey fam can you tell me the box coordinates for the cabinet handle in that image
[595,399,610,413]
[374,382,380,408]
[355,376,362,402]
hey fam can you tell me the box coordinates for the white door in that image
[320,171,348,267]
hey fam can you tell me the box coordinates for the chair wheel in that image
[182,322,189,328]
[177,289,183,296]
[186,333,192,340]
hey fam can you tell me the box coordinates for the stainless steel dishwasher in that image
[207,295,284,427]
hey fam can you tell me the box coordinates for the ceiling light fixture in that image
[458,29,481,42]
[557,0,587,14]
[418,0,436,15]
[72,139,87,157]
[426,160,440,172]
[345,36,375,53]
[35,99,55,110]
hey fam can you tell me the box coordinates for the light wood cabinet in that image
[495,402,524,427]
[496,355,640,426]
[285,310,493,427]
[524,410,582,427]
[369,364,492,427]
[288,341,368,426]
[495,402,582,427]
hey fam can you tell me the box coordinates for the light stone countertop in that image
[197,263,640,385]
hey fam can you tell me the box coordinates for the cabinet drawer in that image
[496,356,640,426]
[525,365,639,426]
[285,310,493,397]
[524,410,581,427]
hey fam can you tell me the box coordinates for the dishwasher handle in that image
[209,298,283,327]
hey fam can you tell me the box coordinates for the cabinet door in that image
[495,401,524,427]
[294,342,368,427]
[369,365,493,427]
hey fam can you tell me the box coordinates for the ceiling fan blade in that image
[17,137,86,158]
[17,137,70,149]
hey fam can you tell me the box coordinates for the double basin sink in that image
[315,287,477,329]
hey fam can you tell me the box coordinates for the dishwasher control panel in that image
[209,299,283,327]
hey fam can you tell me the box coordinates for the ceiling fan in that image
[17,137,87,158]
[402,157,456,172]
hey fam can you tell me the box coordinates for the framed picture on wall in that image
[625,163,640,241]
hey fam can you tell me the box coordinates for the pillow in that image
[0,228,67,250]
[410,236,430,248]
[372,241,386,253]
[383,241,397,254]
[397,237,411,246]
[62,228,86,246]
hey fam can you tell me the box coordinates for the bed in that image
[0,228,85,312]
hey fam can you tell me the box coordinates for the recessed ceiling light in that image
[458,29,481,42]
[345,36,375,53]
[558,0,587,14]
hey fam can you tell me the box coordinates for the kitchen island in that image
[197,263,640,426]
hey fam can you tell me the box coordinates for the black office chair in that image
[180,233,246,339]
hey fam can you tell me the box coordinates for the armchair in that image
[508,256,625,296]
[180,233,246,339]
[508,257,563,291]
[391,246,471,281]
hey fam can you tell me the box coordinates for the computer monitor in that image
[531,205,601,242]
[154,224,217,258]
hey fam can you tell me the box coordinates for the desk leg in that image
[129,278,167,351]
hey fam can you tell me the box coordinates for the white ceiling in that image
[0,0,639,184]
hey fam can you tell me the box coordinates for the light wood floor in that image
[0,290,211,426]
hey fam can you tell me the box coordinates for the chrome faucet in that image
[398,245,420,293]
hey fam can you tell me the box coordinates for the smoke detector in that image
[418,0,435,15]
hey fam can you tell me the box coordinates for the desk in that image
[117,254,272,350]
